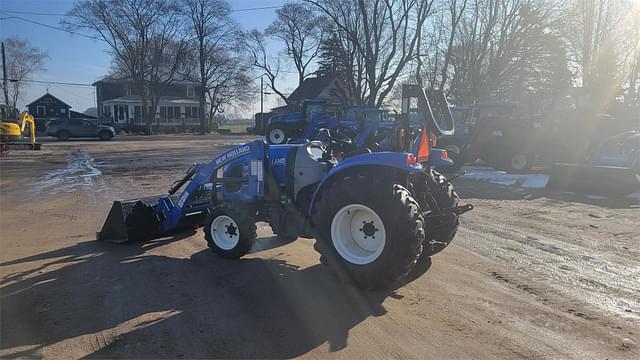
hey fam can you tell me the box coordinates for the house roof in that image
[70,110,96,119]
[287,76,338,104]
[26,93,72,108]
[93,74,199,86]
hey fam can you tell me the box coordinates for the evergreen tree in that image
[315,33,349,78]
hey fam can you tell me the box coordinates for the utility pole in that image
[260,76,264,115]
[2,42,9,105]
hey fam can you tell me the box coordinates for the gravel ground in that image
[1,135,637,359]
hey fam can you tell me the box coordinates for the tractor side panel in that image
[268,144,300,185]
[268,112,302,126]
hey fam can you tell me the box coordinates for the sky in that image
[0,0,293,116]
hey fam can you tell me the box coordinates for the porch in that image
[101,96,206,129]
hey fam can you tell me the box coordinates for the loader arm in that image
[98,140,266,242]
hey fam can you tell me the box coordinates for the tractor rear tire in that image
[424,170,460,256]
[266,124,288,145]
[312,174,425,289]
[204,205,256,259]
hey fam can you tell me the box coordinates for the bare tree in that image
[439,0,469,89]
[246,30,290,104]
[443,0,564,105]
[0,37,47,107]
[183,0,244,133]
[618,7,640,102]
[307,0,434,106]
[558,0,639,111]
[64,0,186,134]
[205,54,252,127]
[266,2,328,87]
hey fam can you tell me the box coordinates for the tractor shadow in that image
[0,231,431,358]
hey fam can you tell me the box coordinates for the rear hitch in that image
[453,203,474,215]
[424,203,474,219]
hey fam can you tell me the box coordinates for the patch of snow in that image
[462,166,549,189]
[521,175,550,188]
[628,192,640,200]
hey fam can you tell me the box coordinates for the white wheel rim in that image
[511,154,528,170]
[269,128,286,144]
[210,215,240,250]
[330,204,386,265]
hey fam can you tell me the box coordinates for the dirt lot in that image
[1,135,638,359]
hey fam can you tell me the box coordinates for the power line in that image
[9,79,95,87]
[0,15,103,41]
[0,6,282,17]
[0,10,65,16]
[231,6,282,12]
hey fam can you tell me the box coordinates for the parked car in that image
[589,131,639,169]
[46,118,116,140]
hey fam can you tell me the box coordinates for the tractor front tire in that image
[313,174,425,289]
[266,124,288,145]
[204,205,256,259]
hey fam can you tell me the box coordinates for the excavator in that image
[0,104,40,153]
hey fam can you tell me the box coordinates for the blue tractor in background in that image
[265,99,349,145]
[265,96,455,171]
[98,84,472,289]
[265,100,393,147]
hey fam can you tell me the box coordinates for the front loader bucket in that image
[97,196,163,243]
[547,163,640,196]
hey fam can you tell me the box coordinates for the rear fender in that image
[308,152,422,216]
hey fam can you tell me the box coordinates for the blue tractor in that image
[265,99,350,145]
[98,84,472,289]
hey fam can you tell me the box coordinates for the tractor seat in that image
[342,148,372,159]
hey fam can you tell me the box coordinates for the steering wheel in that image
[317,128,352,146]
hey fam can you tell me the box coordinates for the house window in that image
[134,106,142,123]
[37,106,46,116]
[60,108,66,115]
[115,105,128,122]
[191,107,199,118]
[186,86,194,97]
[160,106,167,123]
[185,107,192,118]
[125,85,132,96]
